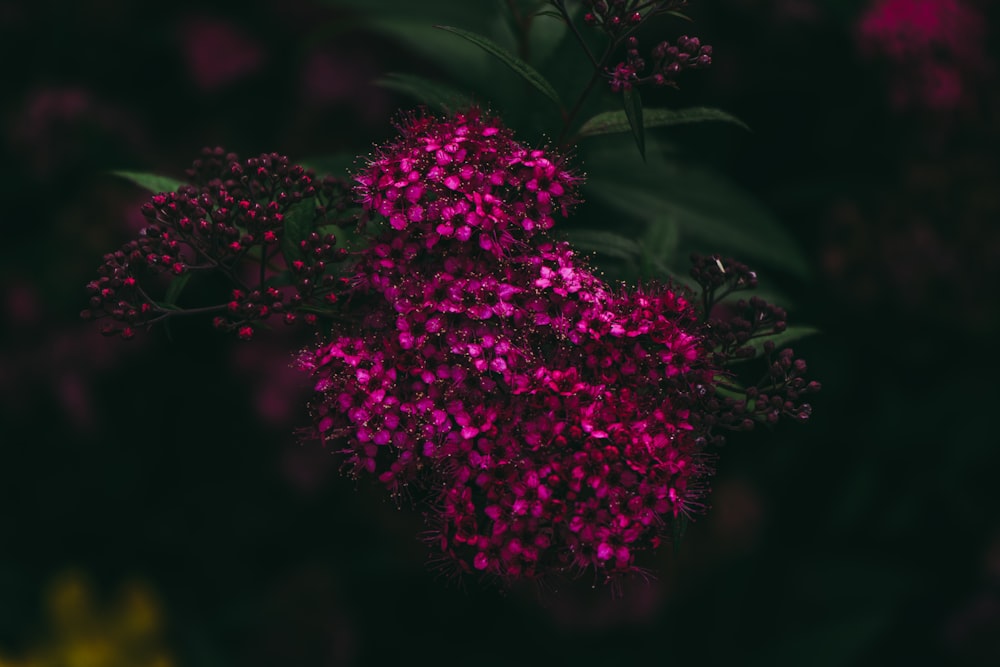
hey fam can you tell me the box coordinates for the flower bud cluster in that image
[689,253,820,431]
[607,35,713,92]
[83,148,351,339]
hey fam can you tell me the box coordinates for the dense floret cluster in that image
[296,109,816,585]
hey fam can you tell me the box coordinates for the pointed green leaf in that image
[644,216,680,265]
[622,88,645,159]
[579,106,749,137]
[589,179,810,277]
[562,229,641,261]
[434,25,564,109]
[583,142,811,278]
[746,325,820,358]
[164,272,193,307]
[375,72,475,111]
[533,9,565,21]
[111,171,184,194]
[713,375,746,402]
[639,216,686,281]
[528,3,575,67]
[363,18,492,87]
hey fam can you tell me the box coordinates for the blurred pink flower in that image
[856,0,989,111]
[230,341,311,430]
[9,87,147,178]
[298,46,391,124]
[178,16,266,92]
[0,318,146,433]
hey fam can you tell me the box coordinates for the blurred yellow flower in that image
[0,571,174,667]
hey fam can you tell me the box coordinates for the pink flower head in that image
[178,16,266,92]
[296,111,818,587]
[355,108,581,256]
[856,0,984,63]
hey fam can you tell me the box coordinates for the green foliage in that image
[578,106,749,137]
[622,88,645,159]
[110,170,184,194]
[325,1,509,95]
[638,215,685,281]
[434,25,564,110]
[561,229,642,263]
[526,5,576,70]
[744,326,821,359]
[583,138,811,278]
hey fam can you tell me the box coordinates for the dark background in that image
[2,0,998,665]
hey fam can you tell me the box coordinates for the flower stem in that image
[559,69,604,146]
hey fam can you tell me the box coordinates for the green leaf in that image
[579,106,749,137]
[280,201,317,265]
[359,18,493,89]
[713,376,746,402]
[532,9,565,21]
[528,3,575,67]
[164,272,193,306]
[110,171,184,194]
[622,88,645,160]
[320,0,511,92]
[584,146,811,278]
[562,229,641,261]
[434,25,563,110]
[745,325,820,359]
[375,72,475,112]
[641,215,680,272]
[586,176,810,276]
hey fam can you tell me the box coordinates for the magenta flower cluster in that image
[80,107,816,586]
[296,108,776,584]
